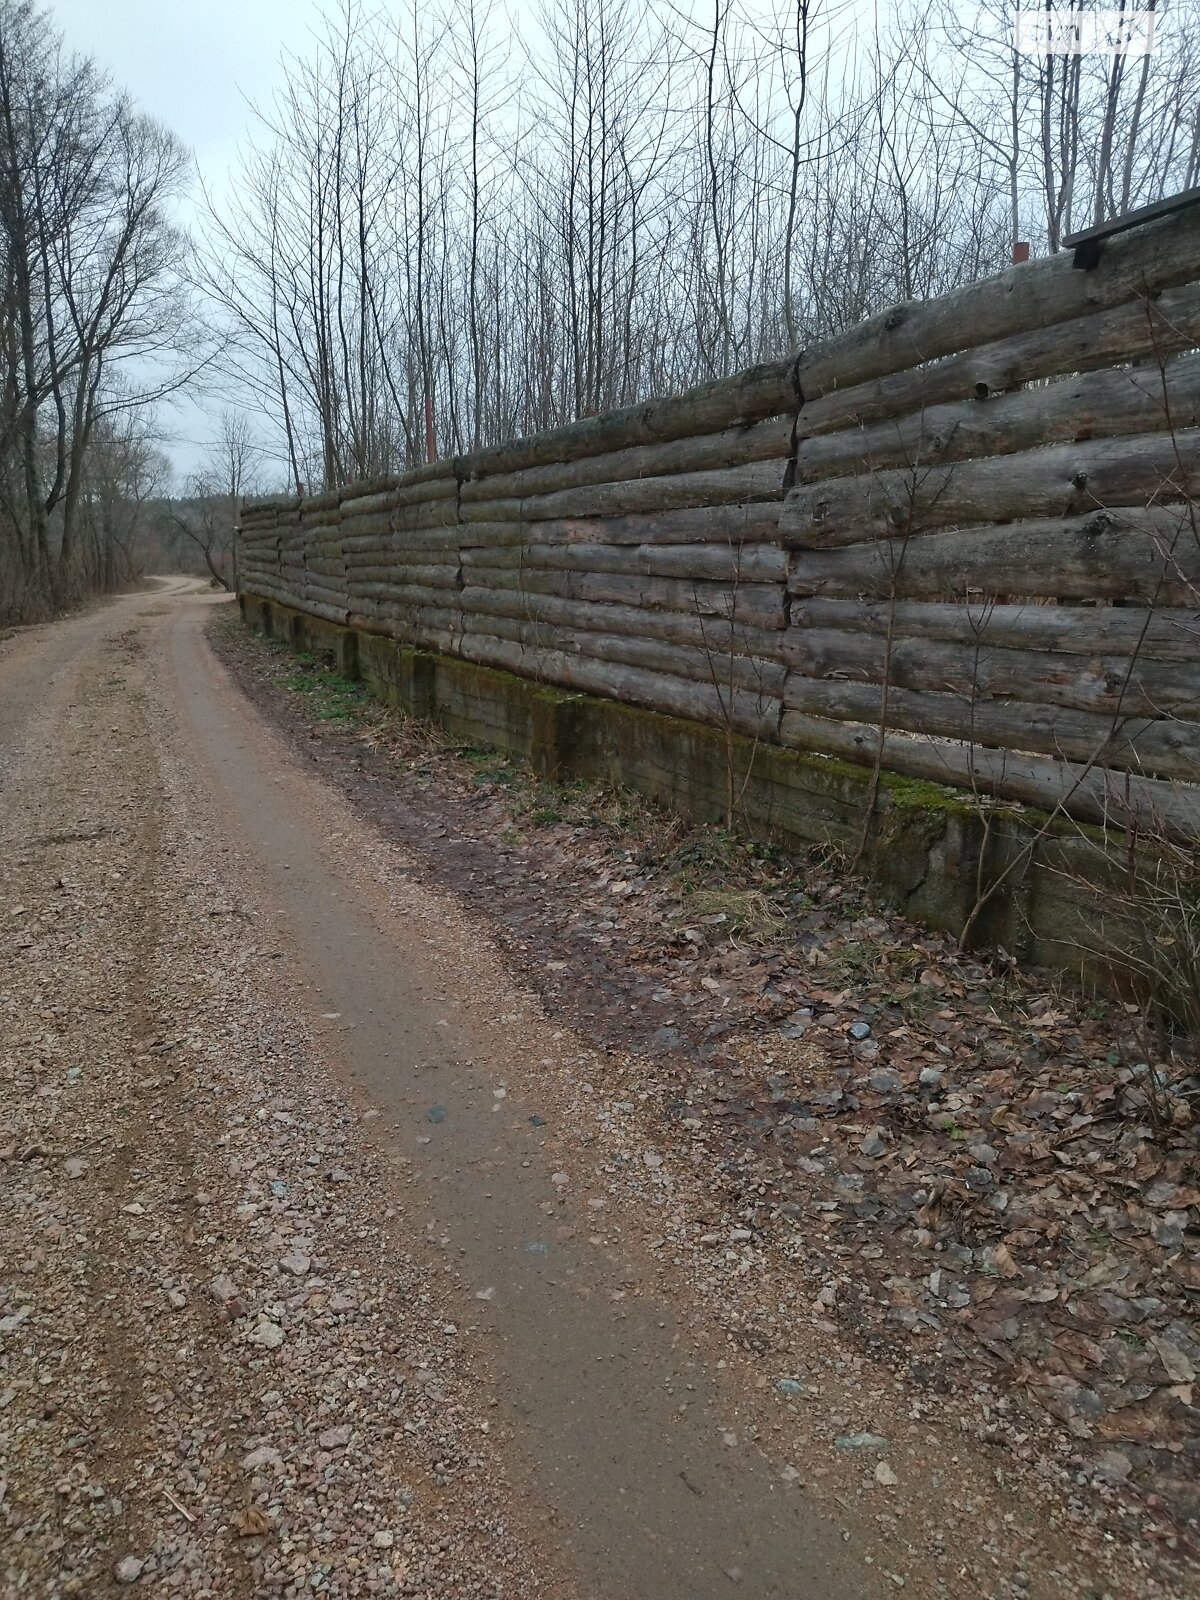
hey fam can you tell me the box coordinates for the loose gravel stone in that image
[0,589,576,1600]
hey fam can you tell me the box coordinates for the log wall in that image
[240,202,1200,840]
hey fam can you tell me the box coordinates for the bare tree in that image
[197,0,1200,494]
[167,411,263,591]
[73,404,169,592]
[0,0,199,617]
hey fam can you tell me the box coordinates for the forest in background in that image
[1,0,1197,619]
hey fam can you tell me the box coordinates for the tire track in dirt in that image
[1,603,172,1590]
[2,589,582,1597]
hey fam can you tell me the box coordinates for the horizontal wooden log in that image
[382,602,462,634]
[250,469,457,521]
[313,506,458,541]
[387,550,461,573]
[294,537,340,563]
[294,488,341,516]
[454,615,788,697]
[337,535,395,557]
[330,531,451,558]
[796,350,1200,483]
[782,429,1200,546]
[781,676,1200,779]
[350,567,461,593]
[780,628,1200,717]
[345,590,391,613]
[461,460,788,523]
[455,634,783,740]
[565,630,787,700]
[337,501,459,536]
[460,567,786,629]
[779,711,1200,836]
[398,625,459,655]
[343,574,460,597]
[376,478,458,511]
[300,588,350,611]
[456,505,784,547]
[274,596,349,626]
[787,506,1200,603]
[330,491,391,519]
[785,597,1200,661]
[394,504,461,533]
[462,417,794,500]
[794,281,1200,445]
[348,582,456,612]
[340,478,457,517]
[795,203,1200,408]
[340,463,458,498]
[455,586,781,654]
[457,540,787,583]
[331,511,391,539]
[348,584,459,605]
[448,362,799,480]
[342,549,459,573]
[263,503,787,556]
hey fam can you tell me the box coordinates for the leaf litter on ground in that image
[216,616,1200,1555]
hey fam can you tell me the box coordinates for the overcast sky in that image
[47,0,325,478]
[48,0,304,197]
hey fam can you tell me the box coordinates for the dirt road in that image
[0,586,1188,1599]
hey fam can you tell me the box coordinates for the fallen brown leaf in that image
[232,1506,270,1538]
[992,1243,1020,1279]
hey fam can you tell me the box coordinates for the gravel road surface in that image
[0,584,1190,1600]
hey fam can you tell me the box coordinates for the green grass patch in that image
[256,644,374,725]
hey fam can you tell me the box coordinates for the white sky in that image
[48,0,302,199]
[47,0,324,479]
